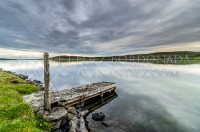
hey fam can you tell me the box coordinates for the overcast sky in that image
[0,0,200,57]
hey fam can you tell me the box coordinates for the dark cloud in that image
[0,0,200,55]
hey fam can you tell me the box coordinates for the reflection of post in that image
[44,52,51,112]
[101,97,104,103]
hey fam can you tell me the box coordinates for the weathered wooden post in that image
[44,52,51,112]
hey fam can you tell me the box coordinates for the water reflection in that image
[87,90,186,132]
[0,60,200,131]
[84,92,118,112]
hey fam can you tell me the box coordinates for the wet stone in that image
[92,112,105,121]
[60,118,70,132]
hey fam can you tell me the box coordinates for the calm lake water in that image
[1,60,200,132]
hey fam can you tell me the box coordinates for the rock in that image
[40,86,45,91]
[23,76,28,80]
[67,113,76,121]
[67,110,89,132]
[10,80,19,84]
[44,110,50,115]
[79,110,89,117]
[18,74,28,80]
[23,92,44,112]
[80,116,88,132]
[69,117,79,132]
[67,106,77,115]
[47,107,68,121]
[60,118,70,132]
[5,71,13,74]
[26,79,34,84]
[52,120,62,130]
[92,112,105,121]
[33,79,42,84]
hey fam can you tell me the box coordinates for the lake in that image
[0,60,200,132]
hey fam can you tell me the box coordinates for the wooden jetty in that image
[24,82,117,112]
[23,53,118,131]
[24,53,117,113]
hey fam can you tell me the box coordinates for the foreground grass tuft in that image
[0,72,51,132]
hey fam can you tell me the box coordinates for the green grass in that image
[0,72,51,132]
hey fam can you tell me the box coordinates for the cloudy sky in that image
[0,0,200,57]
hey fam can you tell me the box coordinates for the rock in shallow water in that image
[60,118,70,131]
[92,112,105,121]
[79,110,89,117]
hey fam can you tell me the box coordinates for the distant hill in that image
[1,51,199,64]
[0,58,42,60]
[0,58,13,60]
[51,51,200,64]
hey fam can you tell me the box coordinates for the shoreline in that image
[0,70,51,131]
[1,68,118,132]
[1,70,90,131]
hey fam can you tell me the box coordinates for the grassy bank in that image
[0,71,51,132]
